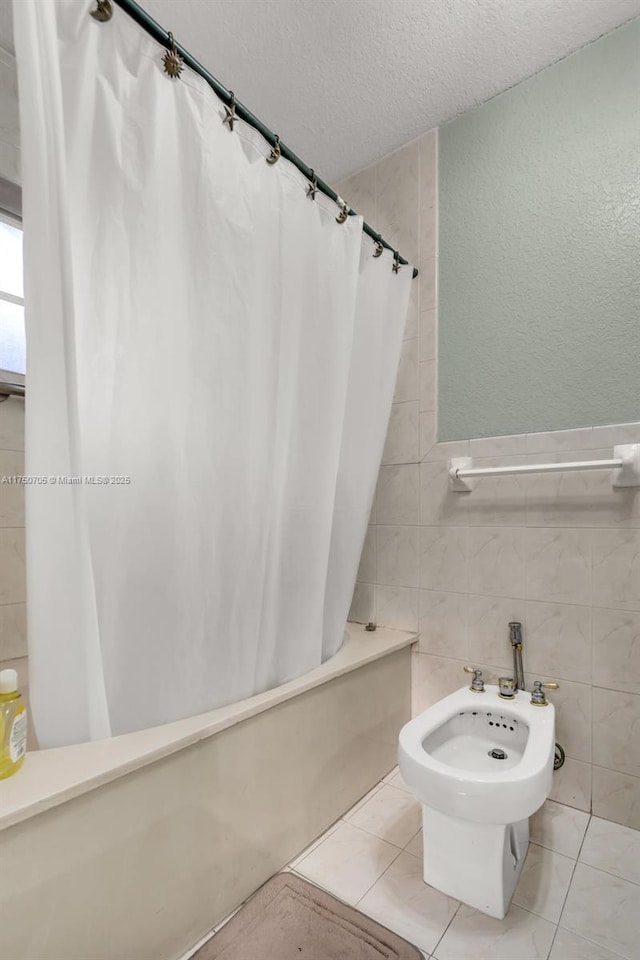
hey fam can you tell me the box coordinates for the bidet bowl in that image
[398,685,555,824]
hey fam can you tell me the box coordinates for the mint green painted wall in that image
[438,20,640,440]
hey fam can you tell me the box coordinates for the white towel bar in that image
[449,444,640,492]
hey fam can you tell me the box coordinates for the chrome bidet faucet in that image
[509,622,525,692]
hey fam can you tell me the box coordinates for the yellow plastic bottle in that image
[0,668,27,779]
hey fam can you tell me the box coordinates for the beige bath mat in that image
[194,872,422,960]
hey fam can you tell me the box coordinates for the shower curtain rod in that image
[111,0,418,279]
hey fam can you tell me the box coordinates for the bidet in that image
[398,668,557,919]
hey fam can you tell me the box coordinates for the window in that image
[0,211,25,379]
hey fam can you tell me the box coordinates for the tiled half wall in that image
[336,130,640,830]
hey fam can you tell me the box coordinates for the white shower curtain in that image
[14,0,412,747]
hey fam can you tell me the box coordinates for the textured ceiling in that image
[1,0,639,181]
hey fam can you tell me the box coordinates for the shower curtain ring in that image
[373,235,384,257]
[392,252,401,274]
[90,0,113,21]
[163,32,184,79]
[335,199,349,224]
[266,135,281,164]
[306,170,318,201]
[223,91,237,131]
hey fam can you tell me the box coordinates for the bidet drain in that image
[488,748,507,760]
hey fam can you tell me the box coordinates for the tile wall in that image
[0,399,27,678]
[0,46,20,185]
[336,130,640,829]
[0,50,26,685]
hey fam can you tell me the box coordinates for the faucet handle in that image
[530,680,560,706]
[463,665,485,693]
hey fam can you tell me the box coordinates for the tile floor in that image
[283,768,640,960]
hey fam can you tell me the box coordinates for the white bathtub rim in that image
[0,624,415,832]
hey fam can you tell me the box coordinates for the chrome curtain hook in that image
[163,32,184,79]
[223,91,237,131]
[266,135,281,164]
[373,235,384,257]
[306,170,318,201]
[335,198,349,224]
[392,252,401,274]
[90,0,113,21]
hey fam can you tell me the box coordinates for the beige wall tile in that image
[419,526,468,593]
[418,359,436,413]
[418,410,437,459]
[377,525,419,589]
[525,601,591,684]
[419,308,436,361]
[592,608,640,695]
[469,526,526,599]
[592,687,640,778]
[393,338,419,403]
[0,450,25,527]
[377,585,419,633]
[525,528,591,606]
[0,527,26,605]
[0,398,25,451]
[376,142,419,267]
[592,766,640,830]
[592,530,640,611]
[418,589,469,659]
[376,464,419,525]
[382,401,419,465]
[549,758,591,812]
[418,257,436,312]
[0,602,27,660]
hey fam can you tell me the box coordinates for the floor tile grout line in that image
[552,810,592,947]
[353,842,406,908]
[429,900,462,958]
[338,815,414,851]
[575,853,640,888]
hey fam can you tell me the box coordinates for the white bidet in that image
[398,674,556,919]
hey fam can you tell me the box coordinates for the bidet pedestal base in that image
[421,805,529,919]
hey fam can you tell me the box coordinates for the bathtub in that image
[0,624,414,960]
